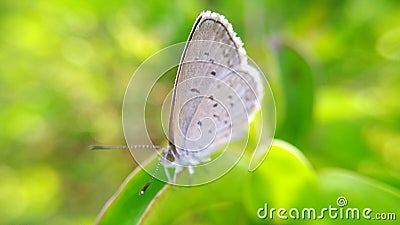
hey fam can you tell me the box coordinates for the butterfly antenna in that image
[89,145,162,150]
[139,162,161,195]
[90,144,164,195]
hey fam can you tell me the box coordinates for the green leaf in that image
[288,170,400,225]
[95,158,166,225]
[96,140,319,224]
[273,42,314,148]
[315,169,400,225]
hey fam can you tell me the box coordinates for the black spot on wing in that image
[190,88,200,94]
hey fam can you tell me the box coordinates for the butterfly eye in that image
[166,152,175,162]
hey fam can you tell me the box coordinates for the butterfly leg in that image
[188,165,194,175]
[172,166,183,184]
[163,165,172,182]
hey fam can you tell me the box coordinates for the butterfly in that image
[91,10,265,194]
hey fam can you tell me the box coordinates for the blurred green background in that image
[1,0,399,224]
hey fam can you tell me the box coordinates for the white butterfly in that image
[160,10,263,181]
[92,11,266,194]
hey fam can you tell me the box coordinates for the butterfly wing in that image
[169,11,263,163]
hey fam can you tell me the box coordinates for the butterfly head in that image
[159,144,179,165]
[165,150,175,162]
